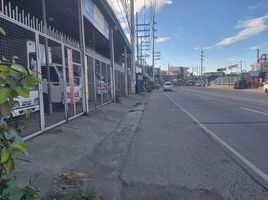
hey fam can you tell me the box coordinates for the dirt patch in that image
[121,182,224,200]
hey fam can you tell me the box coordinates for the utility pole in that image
[152,14,155,81]
[256,48,260,65]
[201,49,204,79]
[136,12,139,66]
[240,60,243,74]
[130,0,135,93]
[136,17,150,74]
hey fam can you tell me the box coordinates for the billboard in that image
[228,64,238,70]
[217,67,226,72]
[82,0,110,40]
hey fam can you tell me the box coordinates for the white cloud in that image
[155,37,170,43]
[194,47,200,50]
[107,0,172,35]
[228,58,237,61]
[205,14,268,49]
[247,1,267,11]
[135,0,172,13]
[249,46,259,50]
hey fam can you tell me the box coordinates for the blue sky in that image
[150,0,268,72]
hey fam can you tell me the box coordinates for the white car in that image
[12,90,40,117]
[163,82,173,91]
[264,82,268,93]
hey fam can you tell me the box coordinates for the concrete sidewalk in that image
[15,94,148,197]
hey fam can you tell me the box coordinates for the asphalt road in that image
[171,87,268,179]
[119,88,268,200]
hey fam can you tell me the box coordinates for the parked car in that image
[12,90,40,117]
[11,41,40,117]
[41,64,82,108]
[195,81,205,87]
[163,82,173,91]
[263,82,268,93]
[234,79,249,89]
[155,83,161,89]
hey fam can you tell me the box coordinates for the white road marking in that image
[180,87,268,105]
[240,107,268,116]
[162,92,268,186]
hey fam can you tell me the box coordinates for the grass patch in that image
[48,188,100,200]
[54,171,89,185]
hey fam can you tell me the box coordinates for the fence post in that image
[61,36,68,121]
[35,32,45,131]
[78,0,89,114]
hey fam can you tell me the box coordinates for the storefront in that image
[0,0,133,139]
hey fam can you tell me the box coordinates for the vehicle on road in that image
[234,79,249,89]
[195,81,205,87]
[263,82,268,93]
[163,82,173,91]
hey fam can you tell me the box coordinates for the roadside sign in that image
[67,48,75,105]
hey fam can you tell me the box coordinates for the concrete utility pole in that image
[201,49,204,78]
[110,26,116,99]
[78,0,88,114]
[240,60,243,74]
[130,0,136,94]
[42,0,52,115]
[136,12,139,66]
[256,48,260,64]
[152,14,155,81]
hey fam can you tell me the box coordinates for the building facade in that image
[0,0,134,139]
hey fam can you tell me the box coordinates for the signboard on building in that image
[217,67,226,72]
[67,49,75,105]
[83,0,110,39]
[228,64,238,70]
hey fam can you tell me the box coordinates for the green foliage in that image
[0,27,5,36]
[0,27,42,199]
[69,189,100,200]
[48,189,100,200]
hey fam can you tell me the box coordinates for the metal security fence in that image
[86,55,95,110]
[0,0,128,139]
[0,1,84,138]
[115,63,126,98]
[0,17,41,137]
[216,76,241,85]
[86,48,115,109]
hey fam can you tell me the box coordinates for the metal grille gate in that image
[0,0,84,138]
[0,0,127,139]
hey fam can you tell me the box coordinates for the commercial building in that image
[249,53,268,88]
[161,66,189,84]
[0,0,134,139]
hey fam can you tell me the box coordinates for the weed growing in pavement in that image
[47,189,100,200]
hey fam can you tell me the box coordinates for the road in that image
[171,86,268,179]
[119,87,268,200]
[17,88,268,199]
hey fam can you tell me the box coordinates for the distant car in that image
[234,79,249,89]
[195,81,205,87]
[155,83,161,89]
[163,82,173,91]
[195,81,201,87]
[263,82,268,93]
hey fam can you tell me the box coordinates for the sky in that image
[108,0,268,73]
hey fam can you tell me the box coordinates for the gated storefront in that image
[0,0,129,139]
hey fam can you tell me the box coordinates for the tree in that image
[0,27,41,199]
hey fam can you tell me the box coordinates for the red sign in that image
[67,49,75,105]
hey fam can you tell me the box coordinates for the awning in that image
[249,70,260,77]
